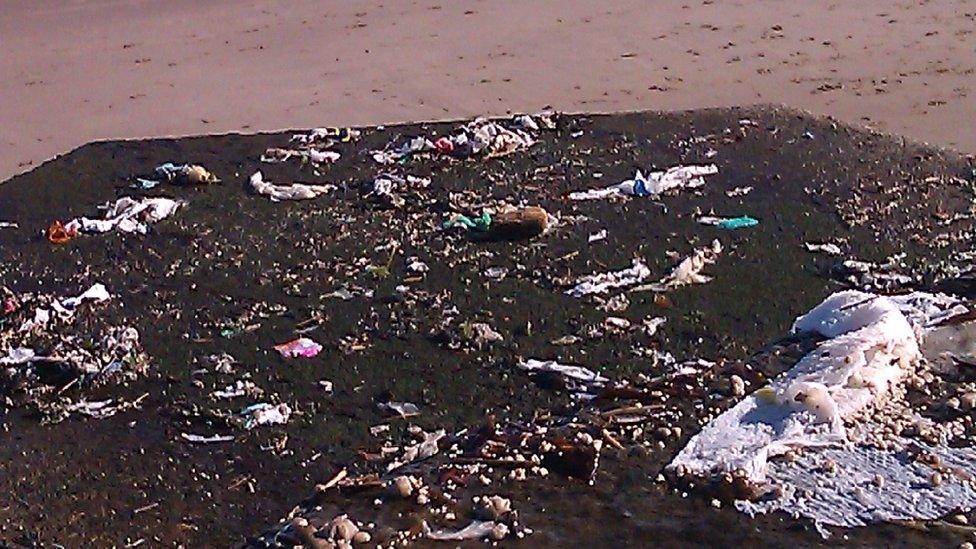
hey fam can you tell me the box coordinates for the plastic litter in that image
[46,220,78,244]
[443,212,491,232]
[136,162,219,188]
[726,186,753,197]
[804,242,843,256]
[386,429,446,472]
[634,240,722,292]
[181,432,235,444]
[444,206,549,241]
[63,197,182,235]
[274,337,323,358]
[378,401,420,418]
[568,164,718,200]
[212,380,262,400]
[372,113,554,164]
[424,521,506,542]
[698,215,759,230]
[0,221,18,229]
[566,260,652,297]
[238,403,292,430]
[668,290,976,534]
[249,171,335,201]
[588,229,608,243]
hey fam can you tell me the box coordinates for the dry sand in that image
[2,0,975,181]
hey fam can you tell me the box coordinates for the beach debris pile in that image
[371,112,556,164]
[261,127,358,168]
[10,109,976,546]
[0,283,150,420]
[443,205,550,241]
[668,290,976,536]
[47,197,183,243]
[569,165,718,201]
[250,352,712,547]
[249,171,335,201]
[135,162,220,188]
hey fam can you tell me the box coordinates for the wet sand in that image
[0,107,974,546]
[3,0,976,182]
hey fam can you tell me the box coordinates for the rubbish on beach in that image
[136,162,219,187]
[262,147,341,166]
[368,173,431,208]
[487,206,549,240]
[64,197,182,235]
[249,171,335,201]
[832,255,915,292]
[634,240,722,292]
[238,403,292,430]
[517,358,607,397]
[668,290,976,534]
[19,283,111,332]
[46,220,78,244]
[804,242,843,256]
[726,186,753,197]
[566,260,652,297]
[273,337,323,358]
[372,113,554,164]
[517,358,607,385]
[443,211,491,232]
[588,229,608,243]
[386,429,446,472]
[378,401,420,418]
[212,380,262,400]
[568,165,718,200]
[698,215,759,230]
[0,221,18,229]
[181,432,235,444]
[444,206,549,239]
[292,127,360,146]
[425,521,507,542]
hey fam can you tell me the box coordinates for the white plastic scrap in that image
[387,429,446,472]
[566,260,651,297]
[569,164,718,201]
[635,240,722,292]
[517,359,608,389]
[249,171,335,202]
[804,242,843,256]
[65,197,182,235]
[669,290,976,533]
[181,432,235,444]
[238,402,292,430]
[726,186,753,197]
[212,380,262,400]
[424,520,504,541]
[19,283,111,332]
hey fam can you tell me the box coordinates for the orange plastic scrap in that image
[47,220,77,244]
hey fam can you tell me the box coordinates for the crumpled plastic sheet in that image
[424,520,503,541]
[249,171,335,201]
[372,113,551,164]
[668,290,976,534]
[65,197,182,235]
[238,402,292,430]
[634,240,722,292]
[568,165,718,200]
[18,283,110,333]
[566,259,651,297]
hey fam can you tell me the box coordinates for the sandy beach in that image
[2,0,975,182]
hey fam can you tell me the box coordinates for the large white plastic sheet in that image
[669,290,976,535]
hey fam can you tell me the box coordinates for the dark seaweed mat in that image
[0,106,974,547]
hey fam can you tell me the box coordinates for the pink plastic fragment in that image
[273,337,323,358]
